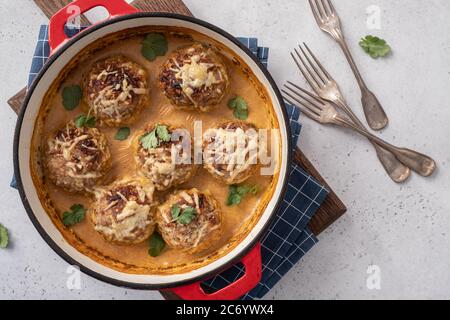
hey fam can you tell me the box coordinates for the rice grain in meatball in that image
[90,177,156,245]
[83,56,149,127]
[45,120,111,193]
[203,121,260,185]
[156,189,222,253]
[134,123,196,191]
[159,43,229,112]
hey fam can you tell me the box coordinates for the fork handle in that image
[335,38,389,131]
[336,117,436,177]
[335,38,366,89]
[332,99,410,182]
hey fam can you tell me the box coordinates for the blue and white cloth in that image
[13,26,329,300]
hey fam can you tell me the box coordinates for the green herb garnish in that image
[178,207,197,225]
[228,96,249,120]
[141,33,168,61]
[62,85,82,110]
[156,125,171,142]
[0,224,9,249]
[140,130,158,149]
[226,184,259,206]
[171,204,181,220]
[359,35,391,59]
[171,205,197,225]
[62,204,86,227]
[115,127,131,141]
[140,125,171,150]
[148,232,166,257]
[75,114,96,128]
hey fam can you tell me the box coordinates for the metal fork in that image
[291,43,412,182]
[309,0,388,131]
[282,83,436,177]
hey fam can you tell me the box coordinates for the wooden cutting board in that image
[8,0,346,299]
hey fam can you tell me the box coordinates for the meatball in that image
[90,177,156,245]
[133,123,196,191]
[203,121,260,185]
[82,55,149,127]
[156,188,222,253]
[159,43,229,112]
[45,120,111,193]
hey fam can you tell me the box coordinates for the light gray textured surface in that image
[1,0,449,300]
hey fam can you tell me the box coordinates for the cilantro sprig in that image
[141,33,168,61]
[171,204,197,225]
[226,184,259,206]
[62,85,82,111]
[115,127,131,141]
[62,204,86,227]
[140,124,171,149]
[148,232,166,257]
[75,114,96,128]
[359,35,391,59]
[228,96,249,120]
[0,224,9,249]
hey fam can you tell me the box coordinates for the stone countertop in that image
[1,0,449,300]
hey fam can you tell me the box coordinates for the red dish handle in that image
[49,0,138,54]
[168,243,262,300]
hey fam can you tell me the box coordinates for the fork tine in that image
[320,0,332,17]
[282,84,323,115]
[293,48,325,88]
[291,51,320,90]
[325,0,336,15]
[286,81,326,106]
[311,0,326,20]
[298,44,327,84]
[283,83,325,113]
[308,0,323,24]
[282,91,321,122]
[302,42,333,81]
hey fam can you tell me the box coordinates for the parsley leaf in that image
[359,35,391,59]
[75,114,96,128]
[171,204,181,220]
[171,205,197,225]
[115,127,131,141]
[140,125,171,150]
[177,206,197,225]
[226,184,259,206]
[62,85,83,110]
[140,130,159,149]
[141,33,168,61]
[226,185,241,206]
[62,204,86,227]
[0,224,9,249]
[228,96,249,120]
[156,125,171,142]
[149,232,166,257]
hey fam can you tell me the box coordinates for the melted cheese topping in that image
[172,53,221,105]
[160,190,220,249]
[137,134,192,190]
[204,126,259,182]
[47,123,104,181]
[95,200,152,241]
[93,181,155,243]
[91,67,146,119]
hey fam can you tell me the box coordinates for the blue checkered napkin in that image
[29,25,83,87]
[236,37,269,68]
[15,28,329,300]
[28,25,50,87]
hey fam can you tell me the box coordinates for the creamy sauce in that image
[30,27,280,275]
